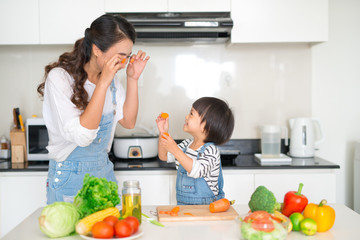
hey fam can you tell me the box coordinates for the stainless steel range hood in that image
[108,12,233,43]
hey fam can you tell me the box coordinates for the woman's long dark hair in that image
[37,14,136,110]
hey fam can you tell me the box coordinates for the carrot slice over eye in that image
[121,58,127,64]
[161,113,169,119]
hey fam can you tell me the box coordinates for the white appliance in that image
[289,118,324,158]
[354,141,360,214]
[25,118,49,160]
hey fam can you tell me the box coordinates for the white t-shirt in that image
[43,67,126,162]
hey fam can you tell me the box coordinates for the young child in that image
[156,97,234,205]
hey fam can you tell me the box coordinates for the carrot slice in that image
[161,113,169,119]
[184,212,194,216]
[161,132,169,139]
[171,206,180,213]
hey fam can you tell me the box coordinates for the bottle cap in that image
[123,180,140,188]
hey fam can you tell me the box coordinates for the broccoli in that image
[248,186,281,213]
[74,174,120,217]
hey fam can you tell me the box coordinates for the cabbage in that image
[39,202,80,238]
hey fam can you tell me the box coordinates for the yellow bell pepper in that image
[303,199,335,232]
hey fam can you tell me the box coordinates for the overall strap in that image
[197,142,214,159]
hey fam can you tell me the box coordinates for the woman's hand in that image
[126,50,150,81]
[156,113,169,134]
[99,53,124,87]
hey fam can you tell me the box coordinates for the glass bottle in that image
[122,180,142,223]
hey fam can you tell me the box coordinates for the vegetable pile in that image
[74,174,120,217]
[245,183,336,238]
[39,174,121,238]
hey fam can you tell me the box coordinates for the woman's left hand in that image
[126,50,150,81]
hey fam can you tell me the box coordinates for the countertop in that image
[2,204,359,240]
[0,155,339,172]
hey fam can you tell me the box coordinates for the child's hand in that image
[156,113,169,133]
[159,132,178,154]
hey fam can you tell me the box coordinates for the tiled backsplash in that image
[0,43,311,139]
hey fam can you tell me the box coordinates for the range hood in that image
[108,12,233,43]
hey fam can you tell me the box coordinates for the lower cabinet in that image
[0,173,47,238]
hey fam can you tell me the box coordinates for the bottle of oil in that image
[122,180,141,223]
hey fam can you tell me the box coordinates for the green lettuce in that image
[39,202,80,238]
[74,174,120,217]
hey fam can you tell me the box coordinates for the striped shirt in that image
[167,139,221,196]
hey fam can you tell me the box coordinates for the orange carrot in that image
[161,132,169,139]
[171,206,180,213]
[161,113,169,119]
[209,198,235,213]
[184,213,194,216]
[121,58,127,64]
[130,58,135,63]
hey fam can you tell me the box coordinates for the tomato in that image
[251,218,275,232]
[124,216,140,234]
[248,211,271,221]
[114,220,132,238]
[103,215,119,227]
[91,221,114,239]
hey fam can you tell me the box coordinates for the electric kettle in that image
[289,118,324,158]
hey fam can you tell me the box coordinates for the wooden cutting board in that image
[157,205,239,222]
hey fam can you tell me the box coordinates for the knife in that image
[142,213,164,227]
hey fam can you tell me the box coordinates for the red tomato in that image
[248,211,271,221]
[251,219,275,232]
[114,220,132,238]
[124,216,140,234]
[91,221,114,239]
[103,215,119,227]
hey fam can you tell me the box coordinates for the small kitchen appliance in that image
[255,125,291,165]
[113,136,158,159]
[289,118,324,158]
[25,117,49,160]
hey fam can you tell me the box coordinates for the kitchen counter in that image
[0,155,339,172]
[2,204,359,240]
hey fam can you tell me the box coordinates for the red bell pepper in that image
[281,183,308,217]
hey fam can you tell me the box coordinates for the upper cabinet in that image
[104,0,230,13]
[231,0,328,43]
[0,0,40,44]
[39,0,104,44]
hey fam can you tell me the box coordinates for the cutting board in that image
[157,205,239,222]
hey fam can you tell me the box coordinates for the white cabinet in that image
[39,0,105,44]
[0,0,40,44]
[168,0,230,12]
[254,170,336,203]
[105,0,168,13]
[231,0,328,43]
[0,173,47,238]
[115,170,175,205]
[105,0,230,13]
[223,170,254,204]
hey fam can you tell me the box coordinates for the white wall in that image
[0,43,311,140]
[312,0,360,207]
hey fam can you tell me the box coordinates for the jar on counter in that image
[0,135,10,159]
[122,180,142,223]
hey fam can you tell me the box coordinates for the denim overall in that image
[176,142,225,205]
[46,81,118,204]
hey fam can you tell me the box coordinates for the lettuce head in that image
[74,174,120,217]
[39,202,80,238]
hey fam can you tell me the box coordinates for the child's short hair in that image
[193,97,234,145]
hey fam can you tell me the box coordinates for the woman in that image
[37,14,150,204]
